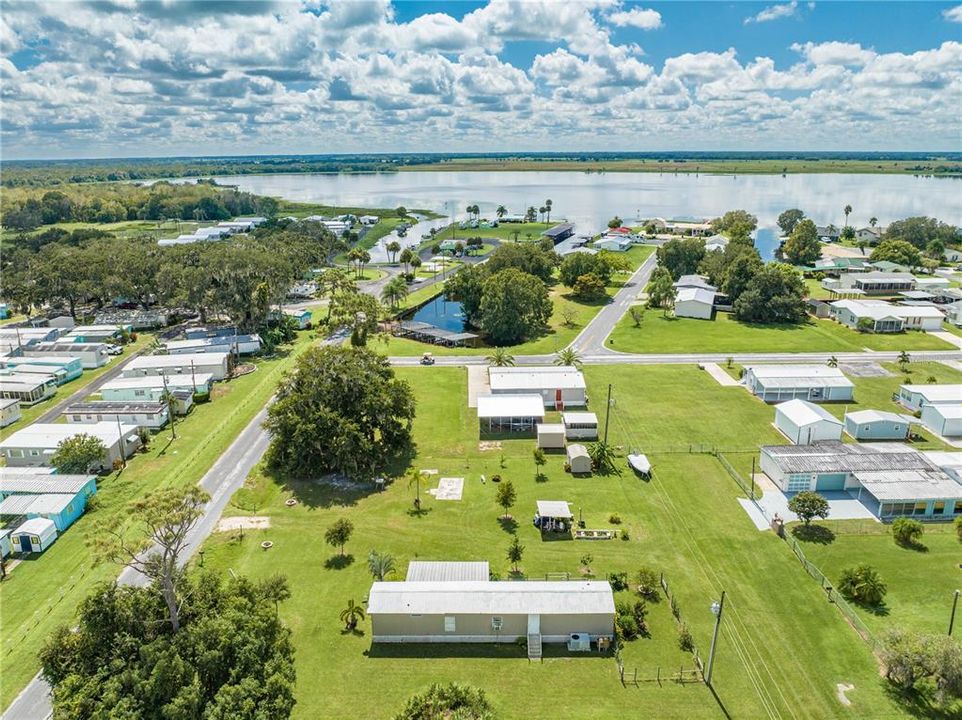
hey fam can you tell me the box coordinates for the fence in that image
[716,452,762,504]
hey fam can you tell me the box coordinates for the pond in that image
[409,293,467,333]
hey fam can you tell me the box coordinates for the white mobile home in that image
[0,398,22,427]
[0,374,58,405]
[898,385,962,412]
[488,366,586,409]
[163,334,261,356]
[774,400,844,445]
[10,517,58,554]
[99,373,211,412]
[64,325,128,343]
[920,404,962,438]
[0,422,141,469]
[64,401,169,430]
[123,352,230,381]
[844,410,915,441]
[25,342,109,368]
[743,365,854,403]
[673,287,715,320]
[368,576,615,650]
[831,300,944,332]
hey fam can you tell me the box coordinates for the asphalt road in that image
[2,329,348,720]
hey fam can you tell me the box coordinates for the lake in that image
[409,293,467,333]
[215,169,962,237]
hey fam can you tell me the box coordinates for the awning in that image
[536,500,573,518]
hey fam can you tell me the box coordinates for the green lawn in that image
[0,333,154,442]
[607,311,954,354]
[193,364,928,719]
[0,329,319,708]
[432,221,557,243]
[794,526,962,638]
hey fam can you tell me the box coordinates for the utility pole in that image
[950,589,960,636]
[706,591,726,687]
[115,414,127,469]
[162,372,176,440]
[603,384,612,445]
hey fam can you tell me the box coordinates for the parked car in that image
[105,344,123,355]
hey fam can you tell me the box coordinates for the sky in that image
[1,0,961,159]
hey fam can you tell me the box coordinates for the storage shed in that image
[536,423,566,449]
[774,399,844,445]
[844,410,915,441]
[476,394,544,432]
[10,517,58,553]
[562,412,598,440]
[920,404,962,438]
[566,444,592,474]
[673,287,715,320]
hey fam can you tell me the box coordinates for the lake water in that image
[409,294,466,332]
[216,170,962,238]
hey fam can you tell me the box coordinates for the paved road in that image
[2,330,348,720]
[570,251,657,356]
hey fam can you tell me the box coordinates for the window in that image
[9,449,23,458]
[934,501,945,515]
[72,415,81,422]
[444,616,456,632]
[954,501,962,515]
[67,503,74,513]
[29,450,40,456]
[134,390,145,397]
[914,502,928,516]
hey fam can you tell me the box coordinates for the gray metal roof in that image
[406,561,490,582]
[0,474,94,495]
[368,580,615,616]
[854,470,962,501]
[761,441,934,474]
[65,401,166,414]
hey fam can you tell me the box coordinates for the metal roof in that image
[0,495,37,514]
[126,352,229,369]
[0,422,138,450]
[566,444,590,462]
[761,441,934,474]
[845,409,917,425]
[854,470,962,501]
[22,494,75,513]
[101,373,213,391]
[368,580,614,616]
[675,287,716,305]
[562,412,598,425]
[901,385,962,404]
[775,400,843,427]
[65,401,167,414]
[0,475,94,495]
[536,500,573,518]
[10,517,56,537]
[489,366,585,391]
[406,561,490,582]
[924,404,962,420]
[476,394,544,419]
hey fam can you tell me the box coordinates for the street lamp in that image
[706,590,726,686]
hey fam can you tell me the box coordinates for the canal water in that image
[409,294,467,333]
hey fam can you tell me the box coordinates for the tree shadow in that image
[498,516,518,534]
[406,506,433,518]
[340,627,366,637]
[535,472,548,483]
[842,594,889,617]
[791,523,835,545]
[882,680,962,720]
[895,539,928,553]
[324,554,355,570]
[507,569,526,579]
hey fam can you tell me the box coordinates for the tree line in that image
[0,181,278,231]
[1,221,338,328]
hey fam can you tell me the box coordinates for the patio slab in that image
[755,489,879,524]
[702,362,740,387]
[428,476,464,500]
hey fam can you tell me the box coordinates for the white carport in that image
[477,394,544,432]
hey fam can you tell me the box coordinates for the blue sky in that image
[1,1,960,158]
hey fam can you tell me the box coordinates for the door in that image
[527,614,540,635]
[555,389,563,410]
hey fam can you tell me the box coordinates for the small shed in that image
[562,412,598,440]
[10,517,57,554]
[674,287,715,320]
[566,444,592,474]
[844,409,915,441]
[536,423,566,449]
[774,399,843,445]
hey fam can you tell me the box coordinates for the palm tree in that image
[843,204,852,229]
[339,599,365,631]
[386,240,401,263]
[399,247,414,274]
[827,356,838,368]
[869,216,878,229]
[367,550,396,581]
[526,206,537,223]
[380,276,408,309]
[357,249,371,280]
[539,206,547,223]
[588,441,617,473]
[473,204,480,220]
[554,348,582,368]
[410,256,422,273]
[897,350,911,373]
[486,347,515,367]
[544,199,552,224]
[406,468,427,510]
[496,205,507,219]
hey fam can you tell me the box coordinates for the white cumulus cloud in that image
[943,5,962,22]
[745,1,798,24]
[607,7,662,30]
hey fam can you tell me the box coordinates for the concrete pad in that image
[702,362,740,387]
[755,490,880,523]
[737,498,771,531]
[940,359,962,373]
[216,516,271,532]
[839,362,891,378]
[467,365,489,408]
[930,331,962,350]
[427,476,464,500]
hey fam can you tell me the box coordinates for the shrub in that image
[609,572,629,592]
[394,683,494,720]
[838,564,887,606]
[630,600,649,636]
[615,602,640,641]
[891,517,924,547]
[678,623,694,652]
[609,513,622,524]
[193,391,211,404]
[955,516,962,541]
[636,567,660,600]
[620,529,630,541]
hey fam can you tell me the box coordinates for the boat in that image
[627,453,651,478]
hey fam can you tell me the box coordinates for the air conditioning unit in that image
[491,617,503,630]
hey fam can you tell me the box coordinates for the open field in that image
[398,157,962,176]
[607,311,954,354]
[433,221,559,243]
[193,363,941,719]
[0,328,320,708]
[0,333,154,442]
[794,525,962,637]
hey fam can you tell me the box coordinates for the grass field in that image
[0,333,154,442]
[433,221,559,243]
[398,157,962,176]
[193,364,942,719]
[794,525,962,637]
[607,311,954,354]
[0,328,320,708]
